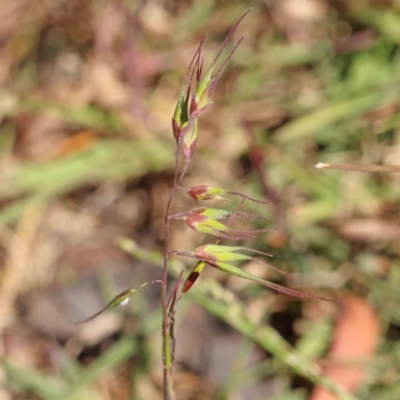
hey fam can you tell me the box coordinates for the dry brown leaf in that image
[310,294,379,400]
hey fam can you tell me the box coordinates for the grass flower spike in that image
[175,209,272,239]
[78,280,161,323]
[181,260,206,294]
[180,185,270,205]
[83,10,335,399]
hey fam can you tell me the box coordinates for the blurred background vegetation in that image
[1,0,400,399]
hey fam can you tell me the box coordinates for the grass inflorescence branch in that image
[82,10,336,399]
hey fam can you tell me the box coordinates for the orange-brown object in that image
[310,294,379,400]
[49,130,98,159]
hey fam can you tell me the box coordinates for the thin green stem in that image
[161,147,190,400]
